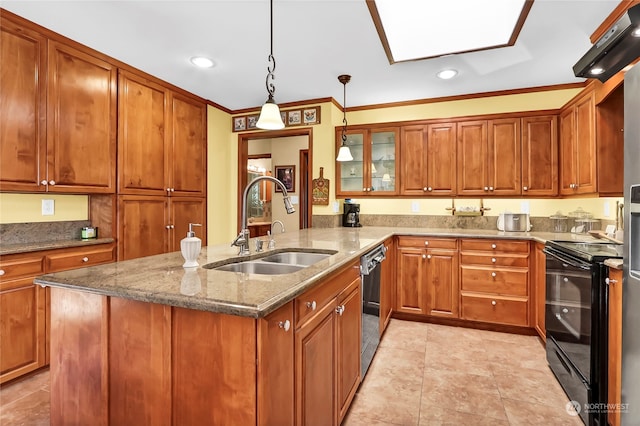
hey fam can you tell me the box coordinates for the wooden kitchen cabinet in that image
[596,85,624,196]
[560,90,597,195]
[533,242,546,340]
[608,267,623,426]
[400,123,456,196]
[295,260,361,426]
[118,70,207,198]
[379,237,395,334]
[335,127,399,197]
[521,115,558,197]
[0,243,115,384]
[459,239,530,327]
[117,196,206,260]
[1,16,117,194]
[396,237,458,318]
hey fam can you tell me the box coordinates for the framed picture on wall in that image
[233,116,246,131]
[274,165,295,193]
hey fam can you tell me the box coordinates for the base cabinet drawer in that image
[460,267,528,296]
[461,294,528,326]
[45,246,115,272]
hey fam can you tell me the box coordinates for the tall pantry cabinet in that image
[117,70,207,260]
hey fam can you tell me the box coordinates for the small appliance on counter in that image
[343,201,362,227]
[496,213,531,232]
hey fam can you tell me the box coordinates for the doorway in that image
[237,128,313,233]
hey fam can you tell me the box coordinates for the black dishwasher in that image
[360,244,386,378]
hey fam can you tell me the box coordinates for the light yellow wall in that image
[0,193,88,224]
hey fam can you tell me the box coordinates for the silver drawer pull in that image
[491,300,497,306]
[491,258,497,263]
[491,244,497,249]
[606,278,618,285]
[424,241,429,246]
[40,179,48,186]
[306,301,317,311]
[491,272,496,278]
[49,180,56,186]
[427,254,432,260]
[278,320,291,332]
[82,257,89,262]
[0,269,5,276]
[335,305,345,316]
[422,254,427,259]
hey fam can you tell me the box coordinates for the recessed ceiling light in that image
[437,69,458,80]
[590,67,605,75]
[190,56,215,68]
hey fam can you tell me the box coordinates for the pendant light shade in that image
[336,74,353,162]
[257,0,284,130]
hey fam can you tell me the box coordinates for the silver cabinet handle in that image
[166,225,171,229]
[0,269,5,276]
[523,186,528,191]
[484,186,489,191]
[82,257,89,262]
[423,187,428,192]
[491,272,496,277]
[491,258,497,263]
[170,188,175,192]
[335,305,345,316]
[427,254,432,259]
[167,188,172,193]
[489,186,494,191]
[170,225,175,229]
[491,244,497,249]
[306,301,317,311]
[562,308,569,314]
[49,180,56,186]
[424,241,429,246]
[491,300,497,306]
[40,179,48,186]
[428,187,433,191]
[422,254,427,259]
[278,320,291,332]
[606,278,618,285]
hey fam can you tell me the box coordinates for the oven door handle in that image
[542,248,591,270]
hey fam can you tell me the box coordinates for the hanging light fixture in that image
[256,0,285,130]
[336,74,353,162]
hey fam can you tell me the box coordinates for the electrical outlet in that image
[42,199,55,216]
[603,201,610,217]
[333,201,339,213]
[520,201,530,214]
[411,202,420,213]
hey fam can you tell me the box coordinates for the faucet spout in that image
[234,175,296,255]
[271,220,285,234]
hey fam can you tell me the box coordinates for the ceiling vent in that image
[573,3,640,82]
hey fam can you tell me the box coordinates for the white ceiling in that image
[1,0,621,111]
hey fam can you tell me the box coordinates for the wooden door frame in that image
[299,149,309,229]
[237,128,313,233]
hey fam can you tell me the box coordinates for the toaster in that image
[497,213,531,232]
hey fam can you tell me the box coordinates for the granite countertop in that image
[1,238,115,256]
[605,258,623,270]
[34,227,596,318]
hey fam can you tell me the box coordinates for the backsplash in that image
[0,220,92,245]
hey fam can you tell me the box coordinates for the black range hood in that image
[573,3,640,83]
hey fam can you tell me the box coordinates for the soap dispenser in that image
[181,223,202,268]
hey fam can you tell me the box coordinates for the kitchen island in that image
[35,226,593,426]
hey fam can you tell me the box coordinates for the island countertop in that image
[34,227,596,318]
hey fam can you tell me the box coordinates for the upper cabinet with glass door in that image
[335,127,399,197]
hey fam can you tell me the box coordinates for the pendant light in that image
[256,0,285,130]
[336,74,353,162]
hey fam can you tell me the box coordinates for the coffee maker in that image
[343,203,362,227]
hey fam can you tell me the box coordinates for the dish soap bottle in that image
[181,223,202,268]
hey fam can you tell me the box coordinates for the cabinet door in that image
[574,92,596,194]
[257,302,294,426]
[169,197,207,253]
[295,301,337,426]
[487,118,520,195]
[118,196,169,260]
[559,107,575,195]
[336,130,366,196]
[395,247,427,315]
[47,41,117,193]
[337,279,361,424]
[522,115,558,197]
[0,278,46,383]
[170,93,207,197]
[0,17,47,192]
[457,120,488,195]
[370,128,398,194]
[608,268,623,426]
[533,242,546,340]
[426,123,457,195]
[425,249,459,318]
[400,125,428,195]
[118,70,169,195]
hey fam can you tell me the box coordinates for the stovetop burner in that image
[546,240,623,262]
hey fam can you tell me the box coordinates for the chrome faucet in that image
[232,176,295,255]
[271,220,285,234]
[267,220,285,249]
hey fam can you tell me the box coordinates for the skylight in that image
[368,0,532,63]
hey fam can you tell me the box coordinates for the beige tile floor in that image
[0,319,582,426]
[343,319,584,426]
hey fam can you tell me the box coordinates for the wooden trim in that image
[237,128,314,233]
[248,154,272,160]
[390,311,537,335]
[590,0,640,43]
[367,0,534,64]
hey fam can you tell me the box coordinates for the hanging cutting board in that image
[312,167,330,205]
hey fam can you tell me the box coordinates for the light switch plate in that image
[42,199,54,215]
[520,201,530,214]
[411,202,420,213]
[333,201,339,213]
[603,201,610,217]
[290,195,299,205]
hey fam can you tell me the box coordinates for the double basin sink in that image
[203,249,337,275]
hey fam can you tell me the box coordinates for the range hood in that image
[573,3,640,83]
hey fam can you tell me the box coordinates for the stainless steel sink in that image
[260,251,332,266]
[213,261,304,275]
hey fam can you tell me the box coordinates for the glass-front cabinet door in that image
[336,127,399,197]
